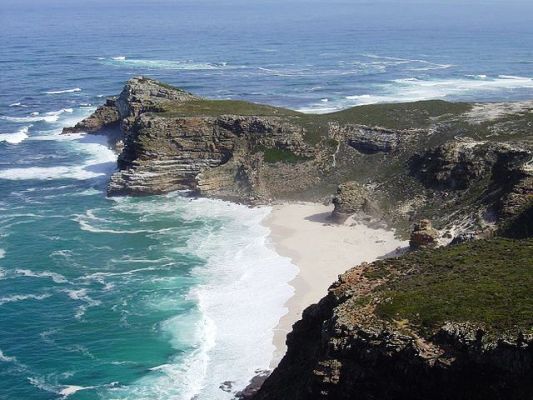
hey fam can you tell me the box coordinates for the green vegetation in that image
[327,100,472,130]
[259,147,311,164]
[155,80,185,91]
[374,238,533,334]
[279,100,471,145]
[154,91,530,147]
[156,99,300,118]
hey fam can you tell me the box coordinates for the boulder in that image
[409,219,439,249]
[331,181,379,223]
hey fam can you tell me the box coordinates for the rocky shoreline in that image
[63,76,533,399]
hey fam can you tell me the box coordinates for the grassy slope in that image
[372,238,533,335]
[152,79,531,144]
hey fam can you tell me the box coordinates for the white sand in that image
[264,202,408,366]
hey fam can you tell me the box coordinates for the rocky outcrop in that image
[61,77,314,200]
[108,112,312,199]
[115,76,200,132]
[409,219,439,249]
[62,98,120,134]
[331,181,380,223]
[330,123,405,154]
[411,140,531,191]
[253,239,533,400]
[407,140,532,237]
[64,77,532,234]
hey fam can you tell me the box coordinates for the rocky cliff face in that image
[64,77,532,236]
[63,98,120,134]
[253,238,533,400]
[108,113,312,199]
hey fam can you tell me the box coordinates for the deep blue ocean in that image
[0,0,532,399]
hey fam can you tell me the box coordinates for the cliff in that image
[64,77,533,399]
[65,77,532,238]
[253,238,533,400]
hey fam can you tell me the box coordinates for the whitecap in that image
[0,249,5,259]
[44,88,82,95]
[107,198,297,399]
[0,349,17,363]
[106,57,230,70]
[59,385,92,397]
[0,293,51,306]
[73,208,173,234]
[0,126,30,144]
[9,102,26,107]
[298,74,533,112]
[0,133,117,181]
[1,114,58,123]
[14,268,68,284]
[62,289,101,320]
[46,108,74,116]
[28,376,59,395]
[466,74,488,79]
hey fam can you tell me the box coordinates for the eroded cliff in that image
[253,238,533,400]
[65,76,532,238]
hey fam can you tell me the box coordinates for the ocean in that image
[0,0,532,398]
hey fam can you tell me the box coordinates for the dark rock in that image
[331,123,403,154]
[411,141,531,191]
[235,370,271,399]
[450,232,478,245]
[62,98,120,134]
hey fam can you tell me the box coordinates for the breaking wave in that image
[44,88,82,95]
[298,74,533,113]
[0,293,52,306]
[0,126,30,144]
[104,56,230,70]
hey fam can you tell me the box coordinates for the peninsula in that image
[64,77,532,399]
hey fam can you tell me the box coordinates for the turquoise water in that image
[0,136,295,399]
[0,0,532,398]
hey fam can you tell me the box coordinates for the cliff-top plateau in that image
[64,77,532,399]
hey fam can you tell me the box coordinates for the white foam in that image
[106,57,229,70]
[466,74,488,79]
[59,385,91,397]
[299,74,533,113]
[1,108,75,124]
[0,293,51,306]
[62,288,101,320]
[44,88,82,95]
[0,249,5,259]
[108,196,297,399]
[1,114,58,123]
[0,126,30,144]
[74,209,172,234]
[0,349,17,363]
[14,268,68,283]
[0,133,117,181]
[9,102,27,107]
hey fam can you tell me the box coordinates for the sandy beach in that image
[265,202,408,366]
